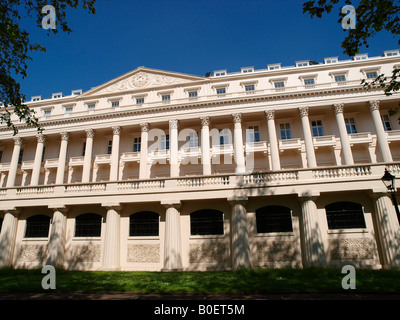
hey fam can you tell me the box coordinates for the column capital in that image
[369,100,380,112]
[140,122,150,132]
[232,113,242,123]
[112,126,121,135]
[265,109,275,120]
[60,132,69,141]
[101,202,122,211]
[200,116,211,127]
[227,196,248,206]
[297,191,320,202]
[161,200,181,209]
[85,128,95,138]
[332,103,344,114]
[0,208,20,216]
[298,106,309,118]
[13,136,22,146]
[169,119,179,129]
[36,133,46,144]
[48,205,69,214]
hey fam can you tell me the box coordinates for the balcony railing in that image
[0,162,396,200]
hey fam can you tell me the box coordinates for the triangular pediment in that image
[82,67,206,96]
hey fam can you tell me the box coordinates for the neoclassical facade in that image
[0,50,399,271]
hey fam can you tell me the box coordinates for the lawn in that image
[0,267,399,294]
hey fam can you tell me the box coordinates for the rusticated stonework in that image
[329,238,375,260]
[257,240,297,262]
[69,244,101,262]
[189,242,227,263]
[18,244,47,263]
[127,244,160,263]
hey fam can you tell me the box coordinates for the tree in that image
[303,0,400,118]
[0,0,98,135]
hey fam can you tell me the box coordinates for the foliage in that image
[0,0,98,135]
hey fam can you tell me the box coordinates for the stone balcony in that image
[0,162,397,206]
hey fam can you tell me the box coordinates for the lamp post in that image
[381,168,400,224]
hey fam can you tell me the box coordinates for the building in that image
[0,50,399,271]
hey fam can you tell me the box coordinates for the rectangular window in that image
[381,115,392,131]
[219,130,230,145]
[133,137,141,152]
[335,75,346,82]
[111,101,119,108]
[280,123,292,140]
[366,72,378,79]
[274,81,285,88]
[18,149,24,165]
[188,131,199,148]
[65,107,73,113]
[136,97,144,104]
[41,146,46,163]
[107,140,112,154]
[162,95,170,101]
[44,109,51,116]
[87,104,95,110]
[188,91,198,98]
[161,134,169,150]
[311,120,324,137]
[248,126,260,142]
[345,118,358,134]
[245,85,255,92]
[82,142,86,156]
[216,88,226,95]
[304,79,315,86]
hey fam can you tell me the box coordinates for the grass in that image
[0,267,399,294]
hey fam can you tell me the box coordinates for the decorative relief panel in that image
[97,72,188,94]
[18,244,47,264]
[257,240,297,262]
[328,238,375,260]
[189,242,227,264]
[127,244,160,263]
[69,244,101,262]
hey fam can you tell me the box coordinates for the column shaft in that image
[332,104,354,165]
[6,137,22,188]
[230,199,251,269]
[82,129,94,183]
[169,120,179,177]
[200,117,211,175]
[109,127,121,181]
[232,113,246,174]
[265,110,281,171]
[139,123,149,179]
[0,211,18,267]
[299,107,317,168]
[369,100,393,162]
[56,132,69,184]
[46,208,67,267]
[163,203,182,271]
[31,134,45,185]
[102,206,121,270]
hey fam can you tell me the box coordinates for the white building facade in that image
[0,50,400,271]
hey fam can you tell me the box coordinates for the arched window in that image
[75,213,102,237]
[25,214,51,238]
[190,209,224,235]
[325,202,366,229]
[129,211,159,236]
[256,206,293,233]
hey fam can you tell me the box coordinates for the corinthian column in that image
[139,123,150,179]
[31,134,46,185]
[369,100,393,163]
[298,107,317,168]
[332,103,354,165]
[169,120,179,177]
[56,132,69,184]
[82,129,94,183]
[109,126,121,181]
[200,116,211,175]
[232,113,246,174]
[265,110,281,171]
[6,137,22,188]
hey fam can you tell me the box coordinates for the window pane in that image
[25,215,51,238]
[130,212,159,236]
[325,202,366,229]
[381,115,392,131]
[75,213,102,237]
[345,118,357,134]
[256,206,293,233]
[280,123,291,140]
[190,210,224,235]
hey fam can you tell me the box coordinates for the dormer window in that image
[354,53,368,60]
[241,67,254,73]
[268,63,281,70]
[52,92,63,99]
[71,89,82,96]
[383,49,400,57]
[214,70,227,76]
[31,96,42,102]
[296,61,309,67]
[324,57,338,64]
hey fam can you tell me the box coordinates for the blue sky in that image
[18,0,399,100]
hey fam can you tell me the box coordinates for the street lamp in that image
[381,168,400,224]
